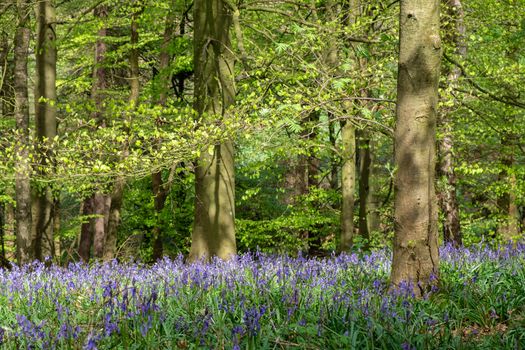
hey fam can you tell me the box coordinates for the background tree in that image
[437,0,465,246]
[13,0,32,264]
[34,0,58,260]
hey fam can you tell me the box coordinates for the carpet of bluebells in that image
[1,244,525,349]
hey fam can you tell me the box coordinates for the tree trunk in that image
[0,32,8,115]
[0,203,5,261]
[151,5,176,261]
[306,112,322,255]
[496,142,519,241]
[53,197,60,258]
[358,130,372,243]
[152,171,169,260]
[437,0,465,246]
[13,0,33,265]
[1,32,14,120]
[91,193,106,258]
[103,179,124,261]
[34,0,57,260]
[91,5,109,260]
[189,0,236,261]
[104,4,141,260]
[339,119,356,252]
[78,196,94,262]
[391,0,441,296]
[328,117,339,191]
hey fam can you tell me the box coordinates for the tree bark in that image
[339,119,356,252]
[437,0,465,246]
[391,0,441,296]
[496,138,519,242]
[13,0,33,265]
[78,196,94,262]
[1,32,14,120]
[152,171,169,260]
[151,4,176,261]
[34,0,57,261]
[358,130,372,243]
[328,117,339,191]
[0,32,9,117]
[189,0,237,261]
[0,204,5,261]
[91,5,109,260]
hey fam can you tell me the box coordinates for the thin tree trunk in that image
[189,0,236,261]
[151,4,176,261]
[306,111,322,255]
[366,137,381,235]
[78,196,94,262]
[53,197,60,258]
[104,4,141,260]
[152,171,169,260]
[91,5,109,260]
[340,119,356,251]
[437,0,465,246]
[328,117,339,191]
[357,132,381,240]
[13,0,33,264]
[496,141,519,241]
[391,0,441,296]
[103,179,124,261]
[358,130,371,243]
[338,0,358,252]
[0,203,5,261]
[92,193,107,258]
[0,32,9,117]
[1,32,14,119]
[34,0,57,260]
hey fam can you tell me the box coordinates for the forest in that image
[0,0,524,348]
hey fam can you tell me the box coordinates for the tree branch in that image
[444,53,525,109]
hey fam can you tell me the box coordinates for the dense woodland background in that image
[0,0,523,271]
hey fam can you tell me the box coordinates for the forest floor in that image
[0,244,524,349]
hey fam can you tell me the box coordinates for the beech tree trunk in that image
[77,5,110,261]
[1,32,14,119]
[34,0,57,260]
[13,0,33,264]
[151,5,176,261]
[391,0,441,295]
[358,133,381,238]
[152,172,169,260]
[438,0,465,246]
[306,111,322,255]
[189,0,236,261]
[358,131,372,243]
[78,196,94,262]
[91,5,109,260]
[340,119,356,252]
[104,4,141,260]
